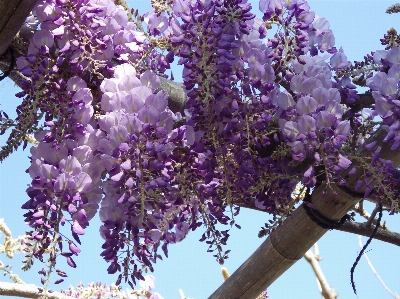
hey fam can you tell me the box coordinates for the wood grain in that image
[0,0,38,55]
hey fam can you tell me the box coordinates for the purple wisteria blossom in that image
[12,0,400,290]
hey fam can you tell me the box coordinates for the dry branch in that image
[0,281,69,299]
[304,244,337,299]
[338,221,400,247]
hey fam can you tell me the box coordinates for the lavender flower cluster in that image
[10,0,400,289]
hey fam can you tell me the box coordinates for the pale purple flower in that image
[301,78,323,95]
[296,96,318,115]
[173,0,191,16]
[290,74,306,93]
[98,112,121,133]
[316,111,335,128]
[297,10,315,27]
[148,229,163,242]
[109,125,129,144]
[366,72,387,91]
[72,220,85,235]
[380,78,398,96]
[311,87,330,105]
[329,88,341,103]
[373,50,388,65]
[112,7,129,26]
[276,91,295,109]
[54,173,73,192]
[316,30,335,52]
[291,141,305,161]
[74,106,94,125]
[330,48,350,69]
[101,17,121,36]
[59,156,82,175]
[139,275,156,292]
[388,63,400,81]
[138,105,160,125]
[248,63,265,81]
[297,115,316,133]
[335,121,350,136]
[69,241,81,255]
[259,0,283,13]
[311,16,330,34]
[34,2,62,22]
[372,91,394,118]
[67,76,87,92]
[325,101,343,119]
[118,76,142,92]
[119,114,143,133]
[145,11,169,35]
[150,293,164,299]
[72,88,93,105]
[114,63,137,78]
[73,173,92,193]
[32,29,54,49]
[140,70,161,90]
[386,47,400,64]
[337,154,351,169]
[281,120,299,140]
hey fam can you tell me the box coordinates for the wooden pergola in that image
[1,1,400,298]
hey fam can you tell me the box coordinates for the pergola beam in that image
[0,0,38,56]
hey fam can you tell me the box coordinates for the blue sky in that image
[1,0,400,298]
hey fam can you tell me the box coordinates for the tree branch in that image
[338,221,400,247]
[304,244,337,299]
[0,281,70,299]
[358,236,400,298]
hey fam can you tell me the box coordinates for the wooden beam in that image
[0,0,38,56]
[208,128,400,299]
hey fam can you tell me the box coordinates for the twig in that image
[337,221,400,246]
[304,244,338,299]
[0,281,70,299]
[352,203,388,229]
[358,236,400,298]
[366,203,381,227]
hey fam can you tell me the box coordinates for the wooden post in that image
[0,0,38,56]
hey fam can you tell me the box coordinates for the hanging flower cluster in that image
[3,0,399,289]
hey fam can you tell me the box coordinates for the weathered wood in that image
[209,128,400,299]
[0,0,38,56]
[158,77,187,113]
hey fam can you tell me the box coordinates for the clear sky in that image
[1,1,400,298]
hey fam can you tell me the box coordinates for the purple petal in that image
[66,256,77,268]
[72,221,85,235]
[138,105,160,125]
[140,70,161,89]
[69,241,81,255]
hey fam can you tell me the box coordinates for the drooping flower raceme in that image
[96,63,198,285]
[11,0,400,290]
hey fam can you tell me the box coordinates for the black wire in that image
[303,187,349,230]
[350,203,382,295]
